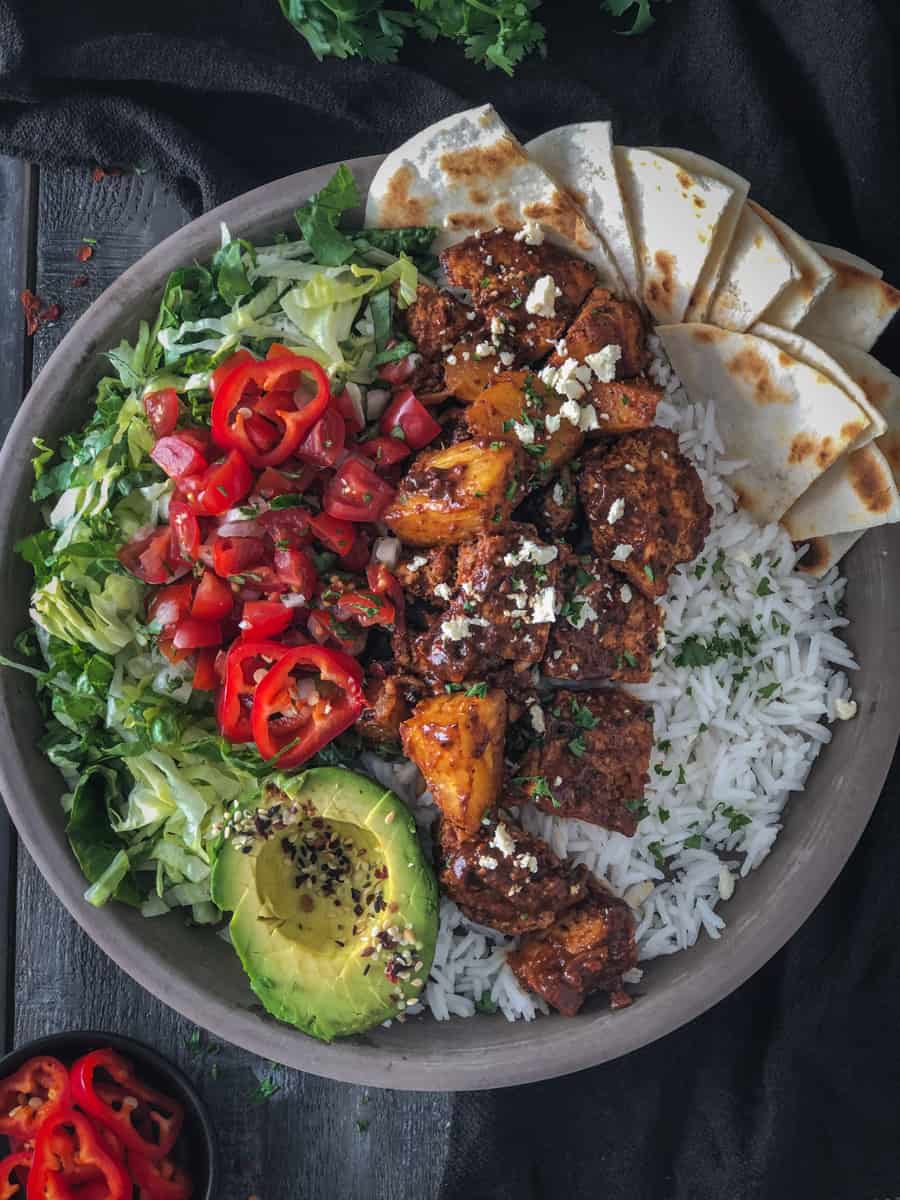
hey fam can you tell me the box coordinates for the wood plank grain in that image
[11,162,452,1197]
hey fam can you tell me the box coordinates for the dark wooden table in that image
[0,156,454,1200]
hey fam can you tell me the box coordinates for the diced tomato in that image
[239,564,286,594]
[240,600,293,640]
[150,434,208,480]
[273,547,318,597]
[308,512,355,557]
[380,388,442,450]
[307,610,367,656]
[260,505,312,550]
[212,536,267,578]
[333,386,366,434]
[192,647,218,691]
[191,570,233,620]
[175,426,211,453]
[195,450,254,515]
[255,464,318,499]
[358,436,411,470]
[367,562,407,633]
[323,458,396,523]
[333,589,395,628]
[118,528,188,585]
[172,616,223,650]
[296,407,345,468]
[169,500,200,562]
[377,353,418,386]
[338,529,371,573]
[143,388,180,437]
[148,580,193,634]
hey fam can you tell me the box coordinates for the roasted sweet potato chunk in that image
[401,690,507,833]
[437,816,588,935]
[508,880,636,1015]
[513,689,653,835]
[444,345,500,404]
[579,427,712,599]
[384,439,523,547]
[466,370,584,476]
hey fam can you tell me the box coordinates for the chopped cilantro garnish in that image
[654,764,672,777]
[466,682,489,698]
[574,566,593,589]
[683,834,703,850]
[568,735,586,757]
[751,553,762,570]
[657,806,670,823]
[720,804,752,832]
[475,991,498,1014]
[249,1076,281,1104]
[444,683,465,693]
[756,577,774,597]
[623,650,638,668]
[569,697,599,729]
[757,681,780,699]
[648,841,665,869]
[676,764,686,785]
[643,564,655,583]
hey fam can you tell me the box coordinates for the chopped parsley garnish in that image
[466,682,488,698]
[756,577,774,597]
[643,564,655,583]
[676,764,686,785]
[654,764,672,777]
[751,553,762,570]
[711,549,726,575]
[490,441,505,450]
[568,735,586,757]
[475,991,498,1014]
[444,683,465,693]
[356,1119,370,1133]
[657,806,670,823]
[268,493,304,509]
[719,804,752,832]
[683,833,703,850]
[757,681,780,699]
[574,566,593,589]
[569,698,599,729]
[648,841,665,869]
[623,650,638,668]
[480,275,492,288]
[515,774,557,806]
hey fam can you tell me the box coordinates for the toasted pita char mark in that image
[691,326,723,344]
[522,194,595,253]
[439,136,529,182]
[727,347,792,405]
[830,260,900,316]
[382,165,433,227]
[786,434,837,471]
[445,211,489,232]
[849,447,896,513]
[797,537,831,573]
[880,431,900,475]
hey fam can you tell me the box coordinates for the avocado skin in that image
[212,767,438,1042]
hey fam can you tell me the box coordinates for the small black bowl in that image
[0,1030,217,1198]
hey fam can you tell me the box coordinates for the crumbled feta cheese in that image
[503,539,558,567]
[624,462,636,473]
[405,555,428,572]
[657,627,667,650]
[490,314,506,338]
[552,483,565,505]
[462,351,471,361]
[466,311,476,320]
[578,404,600,432]
[514,219,544,245]
[446,354,458,366]
[477,854,499,870]
[485,255,493,266]
[620,584,633,603]
[514,853,539,874]
[544,411,562,434]
[553,776,563,788]
[511,421,535,445]
[607,498,626,525]
[585,343,622,382]
[491,822,515,857]
[611,543,634,562]
[718,867,735,901]
[835,697,858,720]
[555,339,568,356]
[557,397,581,425]
[525,274,560,318]
[499,350,515,367]
[474,341,495,358]
[529,586,557,624]
[528,704,545,735]
[433,583,451,601]
[567,598,598,630]
[440,615,488,641]
[373,536,401,568]
[552,649,563,660]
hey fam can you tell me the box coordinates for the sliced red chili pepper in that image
[168,501,201,563]
[380,388,442,449]
[147,580,194,635]
[150,434,208,481]
[209,348,255,398]
[217,640,291,742]
[192,647,218,692]
[307,610,368,657]
[194,450,253,516]
[191,570,233,621]
[171,616,222,650]
[295,407,345,468]
[273,547,317,597]
[210,354,330,469]
[126,1151,193,1200]
[0,1149,30,1200]
[29,1108,130,1200]
[143,389,180,438]
[323,458,396,523]
[308,512,355,557]
[338,529,371,573]
[240,600,293,641]
[250,645,365,768]
[333,589,395,628]
[358,436,411,470]
[118,529,189,586]
[212,536,268,579]
[69,1051,183,1163]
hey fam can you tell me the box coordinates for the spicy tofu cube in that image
[466,370,584,477]
[579,427,712,599]
[553,286,649,379]
[507,881,636,1015]
[545,556,662,683]
[535,467,579,539]
[400,690,507,834]
[410,526,561,683]
[586,377,662,436]
[513,689,653,835]
[393,545,458,605]
[437,816,588,935]
[383,439,523,547]
[399,283,476,397]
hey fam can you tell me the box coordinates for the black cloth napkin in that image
[2,1,899,1196]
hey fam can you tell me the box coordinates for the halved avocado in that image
[211,767,438,1042]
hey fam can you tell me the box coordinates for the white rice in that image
[367,335,857,1023]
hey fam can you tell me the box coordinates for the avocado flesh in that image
[212,767,439,1042]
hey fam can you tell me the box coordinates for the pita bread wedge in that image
[781,443,900,541]
[751,202,835,329]
[657,324,869,523]
[707,204,797,331]
[645,148,749,322]
[810,242,883,277]
[613,147,735,324]
[365,105,624,292]
[796,244,900,351]
[526,123,641,301]
[795,530,864,578]
[751,322,885,449]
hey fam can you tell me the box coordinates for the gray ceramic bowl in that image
[0,156,897,1091]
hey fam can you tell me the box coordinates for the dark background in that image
[0,1,898,1197]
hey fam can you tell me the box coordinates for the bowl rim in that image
[0,1029,217,1196]
[0,154,898,1092]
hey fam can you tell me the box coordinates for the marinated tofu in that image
[579,427,711,599]
[437,816,588,935]
[357,671,424,746]
[586,377,662,436]
[552,286,649,379]
[513,689,653,835]
[545,555,662,683]
[507,880,636,1015]
[394,545,458,605]
[399,283,477,397]
[410,526,561,683]
[536,467,579,539]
